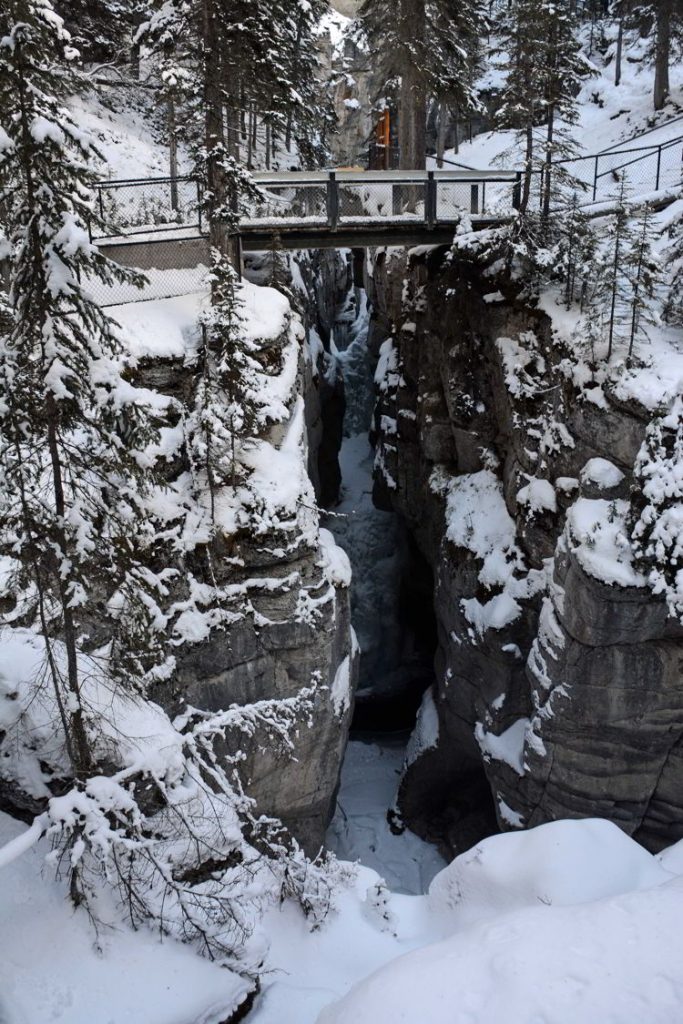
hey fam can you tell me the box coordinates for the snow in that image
[326,739,446,895]
[581,457,625,489]
[0,812,251,1024]
[566,497,646,587]
[319,528,353,587]
[404,687,439,768]
[318,819,683,1024]
[474,717,529,777]
[431,467,545,635]
[497,797,525,828]
[331,655,352,716]
[516,476,557,514]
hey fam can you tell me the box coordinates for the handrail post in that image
[470,183,479,215]
[512,171,522,211]
[655,144,662,190]
[426,170,436,229]
[593,154,599,201]
[327,171,339,231]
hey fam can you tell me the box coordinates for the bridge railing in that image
[91,169,522,243]
[246,170,522,230]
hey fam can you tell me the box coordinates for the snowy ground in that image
[0,812,251,1024]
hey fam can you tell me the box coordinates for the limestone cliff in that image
[367,244,683,855]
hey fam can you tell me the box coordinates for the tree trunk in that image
[46,403,94,779]
[168,93,178,212]
[436,101,449,167]
[654,0,672,111]
[398,0,426,170]
[521,122,533,212]
[615,17,623,86]
[201,0,239,269]
[542,104,555,223]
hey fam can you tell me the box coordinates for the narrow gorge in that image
[192,235,683,885]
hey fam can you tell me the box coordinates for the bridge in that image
[93,168,522,260]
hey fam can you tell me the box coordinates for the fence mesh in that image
[245,183,328,223]
[88,240,210,308]
[94,177,201,240]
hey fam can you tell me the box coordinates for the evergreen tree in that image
[595,180,633,359]
[664,203,683,325]
[52,0,143,66]
[540,0,594,222]
[139,0,333,173]
[190,249,261,505]
[0,3,343,957]
[495,0,546,212]
[558,192,598,309]
[359,0,488,169]
[630,395,683,622]
[497,0,594,217]
[0,0,164,778]
[623,205,660,362]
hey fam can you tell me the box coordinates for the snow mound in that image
[318,820,681,1024]
[428,818,668,927]
[0,812,250,1024]
[566,498,646,587]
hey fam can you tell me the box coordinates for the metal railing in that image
[92,169,523,243]
[532,135,683,208]
[90,131,682,248]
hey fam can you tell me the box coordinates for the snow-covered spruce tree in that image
[0,0,342,962]
[623,205,661,363]
[558,191,598,309]
[139,0,333,171]
[664,202,683,325]
[359,0,488,170]
[539,0,595,223]
[190,248,261,505]
[0,0,163,778]
[630,395,683,622]
[52,0,143,66]
[592,179,634,360]
[495,0,546,212]
[496,0,594,219]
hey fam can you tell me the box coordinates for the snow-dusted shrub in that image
[630,395,683,621]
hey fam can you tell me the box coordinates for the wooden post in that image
[426,170,436,228]
[512,171,522,210]
[327,172,339,230]
[470,184,479,214]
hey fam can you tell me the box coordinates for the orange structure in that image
[375,109,391,168]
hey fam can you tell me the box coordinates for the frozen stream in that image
[324,293,446,895]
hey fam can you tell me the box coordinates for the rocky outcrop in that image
[367,244,683,856]
[138,267,357,854]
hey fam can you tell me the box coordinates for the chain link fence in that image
[92,177,202,242]
[89,235,210,308]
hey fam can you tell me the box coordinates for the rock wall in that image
[367,245,683,856]
[139,259,357,854]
